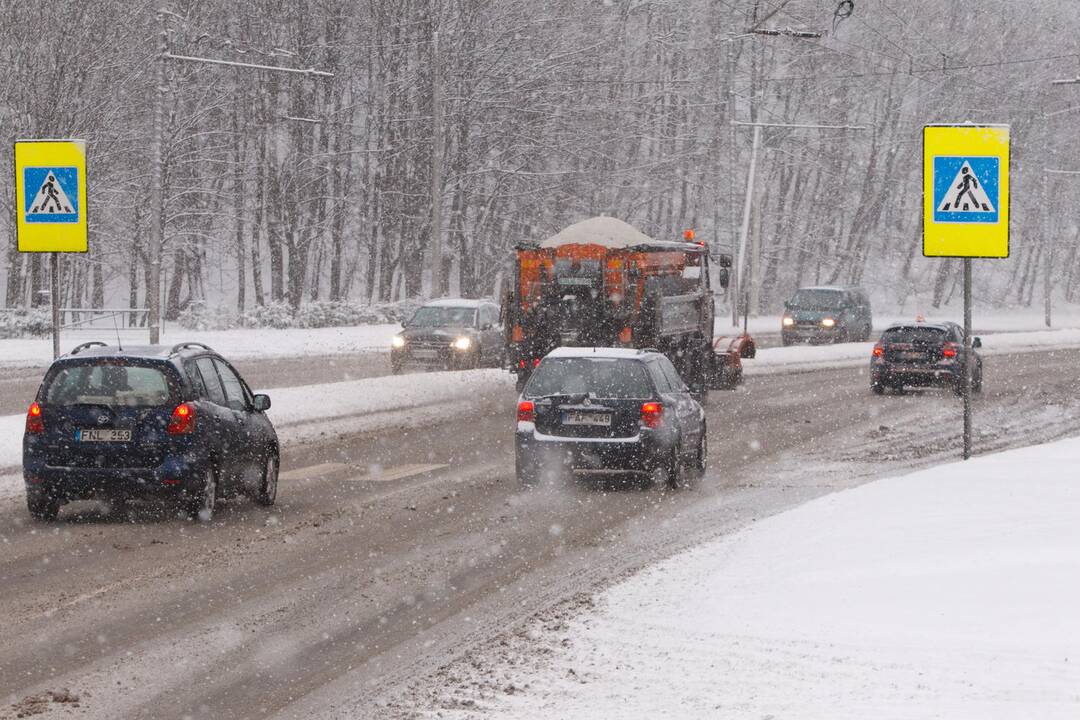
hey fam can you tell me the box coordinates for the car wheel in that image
[187,467,218,522]
[973,365,984,394]
[781,337,793,347]
[659,447,686,490]
[694,432,708,476]
[254,452,279,507]
[515,447,539,488]
[391,361,403,375]
[27,491,60,521]
[871,381,885,395]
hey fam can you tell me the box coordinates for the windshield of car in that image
[43,362,176,407]
[408,306,477,328]
[525,358,653,399]
[883,326,948,344]
[788,289,844,310]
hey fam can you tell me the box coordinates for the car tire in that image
[871,380,885,395]
[187,467,218,522]
[693,432,708,476]
[973,365,984,394]
[27,491,60,521]
[515,447,539,488]
[781,336,793,347]
[663,447,686,490]
[254,452,279,507]
[391,362,403,375]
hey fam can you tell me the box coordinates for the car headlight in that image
[821,318,836,328]
[391,335,406,348]
[452,336,472,351]
[782,316,795,327]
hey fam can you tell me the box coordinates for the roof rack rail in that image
[69,341,109,355]
[638,347,660,354]
[169,341,214,355]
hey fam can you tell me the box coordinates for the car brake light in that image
[872,344,883,357]
[943,344,958,359]
[166,403,196,434]
[640,401,663,429]
[26,402,44,434]
[518,360,526,369]
[533,358,541,368]
[517,400,535,422]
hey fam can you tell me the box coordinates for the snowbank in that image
[0,323,402,370]
[466,437,1080,719]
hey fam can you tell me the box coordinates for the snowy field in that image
[439,436,1080,719]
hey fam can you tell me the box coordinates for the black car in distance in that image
[391,299,503,373]
[515,347,706,489]
[22,341,279,522]
[782,286,873,345]
[870,321,983,395]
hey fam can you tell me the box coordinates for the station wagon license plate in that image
[897,351,926,361]
[562,411,612,427]
[76,428,132,443]
[413,349,439,359]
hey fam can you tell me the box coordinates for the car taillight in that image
[166,403,196,434]
[532,358,541,368]
[872,344,883,357]
[25,402,44,434]
[640,401,663,429]
[942,344,958,359]
[517,400,535,422]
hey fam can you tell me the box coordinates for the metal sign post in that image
[923,124,1010,460]
[14,139,89,359]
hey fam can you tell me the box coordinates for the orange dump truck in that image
[503,217,737,393]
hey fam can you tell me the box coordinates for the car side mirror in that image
[481,323,493,331]
[252,394,271,412]
[972,337,982,349]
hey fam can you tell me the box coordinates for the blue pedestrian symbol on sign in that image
[23,167,79,224]
[932,156,999,224]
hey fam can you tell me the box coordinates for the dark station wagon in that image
[515,347,706,489]
[23,341,279,522]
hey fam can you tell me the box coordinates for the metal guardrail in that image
[59,308,150,330]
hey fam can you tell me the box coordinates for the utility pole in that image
[731,121,866,317]
[148,11,167,345]
[429,30,444,298]
[725,24,823,324]
[146,8,333,345]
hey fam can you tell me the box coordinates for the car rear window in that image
[526,358,653,399]
[43,362,176,407]
[883,326,947,344]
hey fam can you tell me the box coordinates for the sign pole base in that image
[51,252,60,360]
[963,258,972,460]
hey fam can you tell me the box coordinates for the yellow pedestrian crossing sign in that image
[923,124,1009,258]
[15,139,88,253]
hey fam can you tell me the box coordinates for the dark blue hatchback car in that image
[23,341,279,522]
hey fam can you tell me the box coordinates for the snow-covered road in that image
[427,436,1080,719]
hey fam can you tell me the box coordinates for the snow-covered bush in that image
[0,308,53,338]
[176,302,236,331]
[241,302,294,329]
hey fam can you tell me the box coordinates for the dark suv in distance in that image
[22,341,279,522]
[782,286,873,345]
[870,321,983,395]
[515,347,706,489]
[390,299,503,373]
